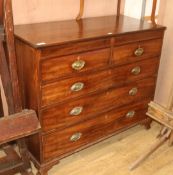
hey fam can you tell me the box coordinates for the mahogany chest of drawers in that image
[14,15,165,174]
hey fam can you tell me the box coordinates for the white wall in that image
[124,0,160,19]
[12,0,159,24]
[124,0,143,18]
[155,0,173,108]
[12,0,119,25]
[13,0,160,25]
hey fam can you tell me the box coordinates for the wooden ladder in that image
[0,0,41,174]
[130,100,173,170]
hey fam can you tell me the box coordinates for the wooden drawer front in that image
[41,48,110,82]
[114,30,164,46]
[41,58,159,106]
[42,100,149,161]
[41,77,155,131]
[40,38,110,58]
[112,39,162,65]
[40,30,164,59]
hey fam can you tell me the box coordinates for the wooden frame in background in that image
[76,0,158,25]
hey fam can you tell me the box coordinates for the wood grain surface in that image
[14,14,166,174]
[113,39,162,65]
[14,15,165,48]
[41,58,159,106]
[42,100,149,161]
[41,48,110,82]
[41,77,156,132]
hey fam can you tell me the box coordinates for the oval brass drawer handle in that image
[134,47,144,57]
[72,60,85,70]
[71,82,84,92]
[70,106,83,116]
[70,132,82,142]
[126,110,136,118]
[131,66,141,75]
[129,87,138,96]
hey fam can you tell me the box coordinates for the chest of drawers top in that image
[14,15,165,50]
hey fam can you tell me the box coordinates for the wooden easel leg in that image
[129,128,172,170]
[168,131,173,146]
[76,0,84,20]
[157,126,168,138]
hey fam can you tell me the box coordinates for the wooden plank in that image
[0,0,3,25]
[151,0,157,25]
[167,82,173,110]
[0,87,4,117]
[0,110,40,145]
[76,0,84,20]
[0,0,4,40]
[3,0,22,113]
[129,128,171,170]
[147,102,173,130]
[0,40,14,114]
[117,0,121,16]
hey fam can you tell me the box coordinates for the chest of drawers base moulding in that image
[14,15,166,175]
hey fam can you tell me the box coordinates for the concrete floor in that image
[1,122,173,175]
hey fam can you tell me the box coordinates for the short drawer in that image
[41,77,155,131]
[41,58,159,106]
[112,39,162,65]
[41,48,110,82]
[42,100,149,161]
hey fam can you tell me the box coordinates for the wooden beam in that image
[76,0,84,20]
[167,82,173,110]
[130,128,172,170]
[0,87,4,117]
[151,0,157,25]
[3,0,22,113]
[0,110,40,145]
[0,0,3,25]
[117,0,121,16]
[0,40,15,114]
[147,102,173,129]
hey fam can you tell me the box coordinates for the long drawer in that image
[41,77,155,131]
[41,58,159,106]
[42,100,149,161]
